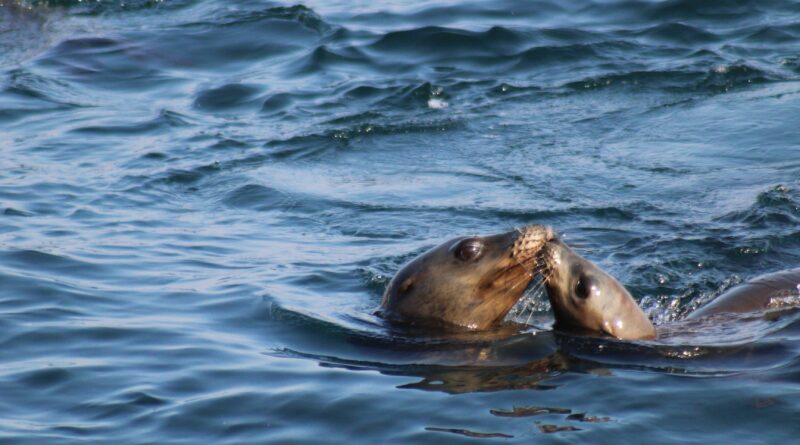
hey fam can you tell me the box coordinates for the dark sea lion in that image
[687,267,800,320]
[380,225,553,330]
[540,238,657,340]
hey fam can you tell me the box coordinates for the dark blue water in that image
[2,0,800,443]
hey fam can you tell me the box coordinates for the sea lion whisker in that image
[531,280,548,299]
[521,277,550,325]
[523,291,541,325]
[515,282,537,318]
[526,274,551,300]
[570,246,599,253]
[517,296,533,321]
[520,294,539,325]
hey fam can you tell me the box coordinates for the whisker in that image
[522,276,550,325]
[526,274,547,293]
[517,282,539,320]
[524,296,539,325]
[518,297,533,322]
[564,240,589,245]
[570,246,599,253]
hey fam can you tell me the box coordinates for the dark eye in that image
[454,238,484,262]
[575,276,592,299]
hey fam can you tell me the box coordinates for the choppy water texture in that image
[2,0,800,443]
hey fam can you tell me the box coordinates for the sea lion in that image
[540,235,799,339]
[687,267,800,320]
[539,237,657,340]
[380,225,553,330]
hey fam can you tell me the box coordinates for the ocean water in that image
[2,0,800,443]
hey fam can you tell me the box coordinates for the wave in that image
[631,22,721,44]
[717,184,800,227]
[368,25,526,59]
[193,83,263,112]
[70,109,191,135]
[263,116,461,160]
[285,44,374,76]
[22,0,197,14]
[564,62,778,93]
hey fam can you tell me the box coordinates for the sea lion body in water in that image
[541,236,799,339]
[380,225,553,330]
[687,267,800,320]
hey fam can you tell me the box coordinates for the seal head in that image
[541,238,656,340]
[380,225,552,330]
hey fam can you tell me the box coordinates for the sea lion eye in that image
[455,238,483,262]
[575,276,592,299]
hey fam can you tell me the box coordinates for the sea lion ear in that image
[399,276,415,294]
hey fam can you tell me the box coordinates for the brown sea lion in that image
[380,225,553,330]
[541,236,799,339]
[687,267,800,320]
[540,237,657,340]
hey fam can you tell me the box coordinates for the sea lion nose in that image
[511,224,554,265]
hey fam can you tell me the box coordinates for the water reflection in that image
[276,306,800,397]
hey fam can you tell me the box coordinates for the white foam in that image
[427,98,448,109]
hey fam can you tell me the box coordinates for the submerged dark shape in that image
[397,354,566,393]
[380,225,553,330]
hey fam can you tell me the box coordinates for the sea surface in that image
[2,0,800,443]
